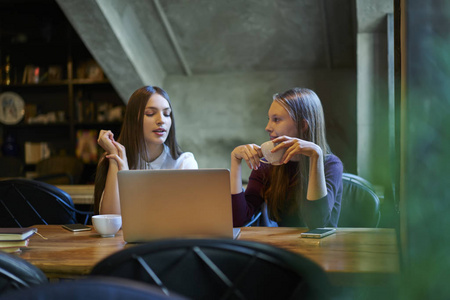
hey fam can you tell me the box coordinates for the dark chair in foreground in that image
[91,238,332,300]
[35,155,84,185]
[338,173,381,227]
[0,179,93,227]
[1,277,186,300]
[0,252,48,296]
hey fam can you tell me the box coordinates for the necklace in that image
[143,146,166,170]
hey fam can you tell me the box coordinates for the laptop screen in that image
[118,169,235,243]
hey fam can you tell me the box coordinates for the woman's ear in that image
[302,119,309,132]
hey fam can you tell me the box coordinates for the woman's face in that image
[265,101,299,140]
[143,93,172,147]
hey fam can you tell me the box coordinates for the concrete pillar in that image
[357,32,389,185]
[356,0,393,188]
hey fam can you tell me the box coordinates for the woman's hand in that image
[272,136,322,164]
[105,140,129,171]
[231,144,263,170]
[98,130,118,154]
[98,130,129,171]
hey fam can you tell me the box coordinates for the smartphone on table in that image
[62,224,92,232]
[300,228,336,238]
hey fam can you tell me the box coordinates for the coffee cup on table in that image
[260,141,286,165]
[92,214,122,237]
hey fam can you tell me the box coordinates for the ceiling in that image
[1,0,390,101]
[111,0,357,74]
[53,0,365,101]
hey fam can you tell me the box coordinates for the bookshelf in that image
[0,0,125,183]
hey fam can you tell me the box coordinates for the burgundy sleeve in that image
[231,165,268,227]
[303,155,343,229]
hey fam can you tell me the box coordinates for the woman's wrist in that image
[230,153,243,194]
[231,152,242,163]
[310,144,323,160]
[107,158,120,171]
[231,155,242,172]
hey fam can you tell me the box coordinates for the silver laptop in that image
[118,169,239,243]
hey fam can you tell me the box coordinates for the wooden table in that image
[240,227,400,286]
[18,225,399,286]
[56,185,94,205]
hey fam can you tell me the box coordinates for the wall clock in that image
[0,92,25,125]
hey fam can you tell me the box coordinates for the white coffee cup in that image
[92,214,122,237]
[260,141,286,165]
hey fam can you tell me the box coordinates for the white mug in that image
[260,141,286,165]
[92,214,122,238]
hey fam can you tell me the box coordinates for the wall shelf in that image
[0,0,125,183]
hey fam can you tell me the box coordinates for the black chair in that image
[338,173,381,227]
[342,172,374,190]
[242,209,262,227]
[1,277,187,300]
[91,238,332,300]
[0,156,24,178]
[0,179,93,227]
[0,252,48,295]
[260,202,279,227]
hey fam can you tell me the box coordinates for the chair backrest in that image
[0,179,91,227]
[0,156,24,178]
[1,277,187,300]
[260,202,279,227]
[0,252,48,295]
[35,156,84,185]
[242,209,262,227]
[338,173,381,227]
[91,238,332,300]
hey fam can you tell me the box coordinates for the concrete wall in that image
[164,69,356,180]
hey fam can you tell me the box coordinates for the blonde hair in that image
[263,88,330,221]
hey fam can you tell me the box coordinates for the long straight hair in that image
[263,87,331,221]
[94,86,182,214]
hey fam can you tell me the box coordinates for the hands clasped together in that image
[231,136,322,170]
[97,130,129,170]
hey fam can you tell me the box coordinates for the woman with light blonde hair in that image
[231,87,342,228]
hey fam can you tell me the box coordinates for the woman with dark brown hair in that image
[94,86,198,215]
[230,87,342,228]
